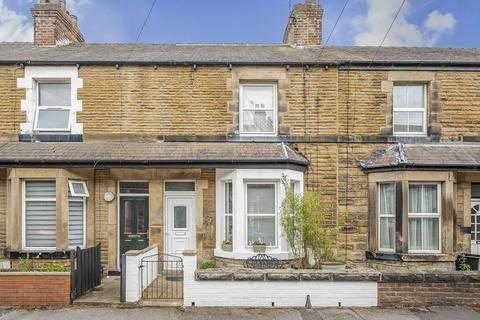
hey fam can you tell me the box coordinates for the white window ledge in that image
[214,248,294,260]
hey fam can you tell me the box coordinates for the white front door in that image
[165,196,196,255]
[471,200,480,255]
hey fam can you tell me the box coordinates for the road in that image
[0,306,479,320]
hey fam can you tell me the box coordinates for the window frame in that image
[407,182,442,254]
[378,182,396,253]
[68,180,89,197]
[245,181,278,248]
[392,83,428,136]
[33,80,72,132]
[239,83,278,136]
[68,195,86,249]
[224,181,233,242]
[22,180,57,251]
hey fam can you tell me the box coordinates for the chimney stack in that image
[283,0,323,46]
[31,0,84,46]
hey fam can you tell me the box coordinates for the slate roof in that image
[359,144,480,172]
[0,43,480,66]
[0,141,308,170]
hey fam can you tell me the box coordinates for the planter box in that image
[0,272,71,307]
[252,244,266,253]
[221,243,233,252]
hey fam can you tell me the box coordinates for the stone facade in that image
[1,64,480,266]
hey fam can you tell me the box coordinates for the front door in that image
[165,196,195,255]
[471,200,480,255]
[120,196,149,255]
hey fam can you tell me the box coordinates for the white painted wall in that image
[183,254,377,308]
[124,245,158,303]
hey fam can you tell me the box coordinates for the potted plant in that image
[221,240,233,252]
[251,240,267,253]
[280,175,346,269]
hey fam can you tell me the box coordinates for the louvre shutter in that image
[68,200,84,247]
[25,181,56,248]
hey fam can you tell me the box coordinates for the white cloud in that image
[0,0,33,42]
[353,0,456,47]
[67,0,93,20]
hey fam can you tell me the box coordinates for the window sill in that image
[366,250,456,262]
[19,134,83,142]
[214,248,294,260]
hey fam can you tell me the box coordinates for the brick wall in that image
[0,273,71,307]
[379,272,480,308]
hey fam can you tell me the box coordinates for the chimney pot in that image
[283,0,323,46]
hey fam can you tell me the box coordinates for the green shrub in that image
[198,260,217,269]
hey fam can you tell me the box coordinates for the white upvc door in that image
[471,200,480,255]
[165,196,196,256]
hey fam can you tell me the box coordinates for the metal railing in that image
[140,253,183,300]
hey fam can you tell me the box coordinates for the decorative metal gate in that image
[71,244,102,299]
[140,253,183,300]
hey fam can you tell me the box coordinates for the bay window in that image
[239,84,277,135]
[224,182,233,241]
[35,82,72,131]
[408,183,441,252]
[393,84,426,135]
[246,183,277,247]
[378,183,395,251]
[24,181,57,249]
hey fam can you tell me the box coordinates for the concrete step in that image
[139,299,183,307]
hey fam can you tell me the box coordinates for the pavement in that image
[0,306,479,320]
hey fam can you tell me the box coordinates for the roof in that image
[0,141,309,171]
[1,43,480,67]
[359,144,480,172]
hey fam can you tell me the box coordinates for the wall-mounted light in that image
[285,64,290,71]
[115,64,120,70]
[192,64,197,71]
[228,63,233,71]
[153,65,158,70]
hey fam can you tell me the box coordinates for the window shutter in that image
[25,181,56,248]
[68,200,84,247]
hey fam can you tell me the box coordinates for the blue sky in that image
[0,0,478,47]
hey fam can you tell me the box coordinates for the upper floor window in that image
[239,84,277,136]
[393,84,426,135]
[35,82,72,131]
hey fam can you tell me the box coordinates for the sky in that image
[0,0,478,48]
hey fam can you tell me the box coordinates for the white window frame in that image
[245,181,278,248]
[224,181,233,242]
[239,83,278,136]
[68,180,89,197]
[33,80,72,132]
[378,182,396,253]
[22,180,57,251]
[392,84,427,136]
[407,182,442,254]
[68,196,86,249]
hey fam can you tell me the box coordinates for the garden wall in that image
[378,272,480,308]
[0,272,71,307]
[183,253,379,307]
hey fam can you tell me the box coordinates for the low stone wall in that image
[378,272,480,308]
[0,272,71,307]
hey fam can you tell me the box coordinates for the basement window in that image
[239,84,277,136]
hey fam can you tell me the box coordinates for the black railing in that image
[140,253,183,300]
[71,244,102,299]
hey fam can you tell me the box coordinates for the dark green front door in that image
[120,196,149,254]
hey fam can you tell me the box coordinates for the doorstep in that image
[73,276,122,306]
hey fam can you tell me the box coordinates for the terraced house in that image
[1,0,480,308]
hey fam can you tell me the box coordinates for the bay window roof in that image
[0,141,308,171]
[360,144,480,172]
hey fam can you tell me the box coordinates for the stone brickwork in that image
[283,0,323,46]
[32,0,84,46]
